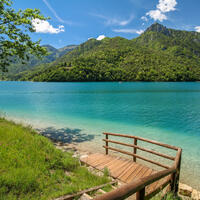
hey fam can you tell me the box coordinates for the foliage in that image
[151,192,182,200]
[0,0,48,71]
[6,23,200,81]
[0,118,110,200]
[1,44,78,79]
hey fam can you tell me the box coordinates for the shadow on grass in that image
[36,127,94,143]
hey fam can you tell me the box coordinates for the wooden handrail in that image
[103,146,170,169]
[103,139,175,160]
[103,132,179,150]
[100,132,182,200]
[94,167,176,200]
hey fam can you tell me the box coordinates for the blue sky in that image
[13,0,200,48]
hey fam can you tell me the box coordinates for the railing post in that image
[136,187,145,200]
[170,172,176,192]
[171,150,182,196]
[175,152,181,194]
[133,138,137,162]
[106,134,108,155]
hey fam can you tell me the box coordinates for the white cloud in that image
[136,30,145,34]
[96,35,106,40]
[142,0,177,22]
[141,16,148,22]
[146,10,167,22]
[32,19,65,34]
[195,26,200,33]
[157,0,177,13]
[115,15,134,26]
[91,13,134,26]
[113,29,144,34]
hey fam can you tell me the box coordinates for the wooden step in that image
[97,189,106,194]
[111,185,117,190]
[79,193,93,200]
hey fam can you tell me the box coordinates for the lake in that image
[0,81,200,189]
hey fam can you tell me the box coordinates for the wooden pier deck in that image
[80,132,182,200]
[81,153,170,196]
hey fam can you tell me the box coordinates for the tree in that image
[0,0,48,71]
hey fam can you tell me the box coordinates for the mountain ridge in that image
[5,23,200,82]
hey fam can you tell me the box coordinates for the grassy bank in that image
[0,118,110,200]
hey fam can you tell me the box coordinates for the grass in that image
[0,118,110,200]
[152,192,182,200]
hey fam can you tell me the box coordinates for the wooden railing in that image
[94,132,182,200]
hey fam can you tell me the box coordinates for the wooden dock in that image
[81,153,170,196]
[80,132,182,200]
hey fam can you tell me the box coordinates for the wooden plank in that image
[114,161,135,178]
[107,158,124,172]
[133,166,149,180]
[80,153,101,163]
[93,155,114,168]
[117,162,138,180]
[81,154,102,165]
[125,165,146,183]
[120,163,141,182]
[151,176,169,191]
[103,157,121,168]
[141,168,153,178]
[148,178,160,193]
[86,154,107,166]
[109,159,127,174]
[95,156,114,169]
[145,176,171,199]
[109,159,125,172]
[97,156,120,170]
[145,171,158,194]
[111,160,132,177]
[148,172,168,193]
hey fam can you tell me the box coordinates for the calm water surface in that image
[0,81,200,189]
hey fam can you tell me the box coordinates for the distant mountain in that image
[58,45,78,57]
[2,44,78,80]
[135,23,200,58]
[8,23,200,82]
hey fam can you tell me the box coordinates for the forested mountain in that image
[7,23,200,81]
[1,44,78,80]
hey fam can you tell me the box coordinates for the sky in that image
[12,0,200,48]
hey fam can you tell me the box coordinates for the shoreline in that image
[2,115,200,191]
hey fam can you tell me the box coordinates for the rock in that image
[192,189,200,200]
[79,193,92,200]
[65,171,71,176]
[179,183,193,197]
[80,155,88,159]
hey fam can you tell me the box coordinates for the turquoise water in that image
[0,81,200,189]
